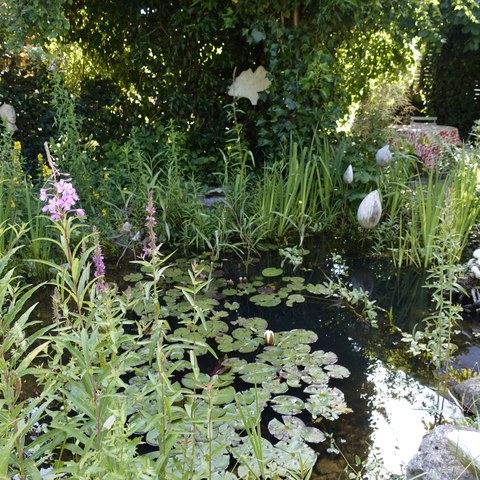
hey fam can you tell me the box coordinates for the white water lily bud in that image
[375,144,392,166]
[343,164,353,185]
[264,329,274,345]
[473,249,480,260]
[357,190,382,228]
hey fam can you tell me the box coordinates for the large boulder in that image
[453,376,480,414]
[406,425,479,479]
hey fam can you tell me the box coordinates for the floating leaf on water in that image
[235,338,260,353]
[257,285,275,294]
[163,267,184,278]
[279,364,302,388]
[325,364,350,379]
[224,301,240,311]
[236,316,269,333]
[262,377,289,395]
[305,386,348,420]
[123,272,144,282]
[310,350,338,365]
[277,288,291,299]
[198,320,228,338]
[278,329,318,346]
[221,357,247,371]
[238,362,277,384]
[252,280,264,287]
[268,416,326,444]
[232,327,252,340]
[274,440,318,471]
[306,283,331,295]
[181,372,211,390]
[286,293,305,307]
[222,288,238,296]
[270,395,305,415]
[207,385,236,405]
[262,267,283,277]
[250,293,282,307]
[300,366,329,385]
[215,333,233,345]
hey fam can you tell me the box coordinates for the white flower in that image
[375,145,392,166]
[264,329,275,345]
[343,164,353,185]
[357,190,382,228]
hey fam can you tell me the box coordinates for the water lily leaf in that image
[300,365,329,385]
[232,327,252,340]
[270,395,304,415]
[235,338,260,353]
[262,377,289,395]
[274,440,317,471]
[279,365,302,388]
[268,416,325,444]
[278,329,318,346]
[222,288,238,296]
[224,301,240,311]
[325,364,350,379]
[181,372,211,390]
[250,293,281,307]
[163,267,184,278]
[286,293,305,307]
[199,320,229,338]
[257,285,275,294]
[208,385,236,405]
[235,316,269,333]
[310,350,338,365]
[305,386,348,420]
[306,283,332,295]
[123,272,144,282]
[221,357,247,371]
[262,267,283,277]
[238,362,277,384]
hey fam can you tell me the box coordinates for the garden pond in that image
[29,236,480,479]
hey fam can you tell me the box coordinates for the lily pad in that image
[235,316,269,333]
[123,272,144,282]
[277,329,318,346]
[262,267,283,277]
[250,293,282,307]
[325,364,350,379]
[306,283,332,295]
[270,395,305,415]
[286,293,305,307]
[268,416,325,444]
[238,362,277,384]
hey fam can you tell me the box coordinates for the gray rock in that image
[406,425,478,479]
[453,376,480,414]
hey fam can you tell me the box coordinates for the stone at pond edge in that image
[406,425,478,480]
[453,376,480,415]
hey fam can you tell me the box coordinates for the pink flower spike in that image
[76,209,85,217]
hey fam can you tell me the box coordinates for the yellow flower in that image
[13,141,21,151]
[101,208,107,217]
[298,200,303,205]
[12,177,19,185]
[93,191,101,199]
[37,153,43,161]
[41,164,52,180]
[10,200,15,208]
[103,173,110,180]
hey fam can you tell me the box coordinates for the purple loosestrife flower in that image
[40,177,85,221]
[143,191,157,258]
[92,228,107,293]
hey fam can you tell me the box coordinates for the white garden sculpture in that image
[228,66,271,105]
[0,103,18,131]
[375,144,392,166]
[343,164,353,185]
[357,190,382,228]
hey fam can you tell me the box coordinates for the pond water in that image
[28,237,479,479]
[222,241,475,479]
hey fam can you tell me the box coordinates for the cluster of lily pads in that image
[121,258,352,478]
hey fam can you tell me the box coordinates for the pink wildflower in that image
[92,228,107,293]
[143,191,157,258]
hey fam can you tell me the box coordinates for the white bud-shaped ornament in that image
[343,164,353,185]
[473,248,480,260]
[357,190,382,228]
[375,144,392,166]
[264,329,274,345]
[471,265,480,280]
[0,103,18,131]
